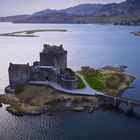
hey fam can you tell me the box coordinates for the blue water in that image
[0,22,140,140]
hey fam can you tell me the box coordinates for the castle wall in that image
[58,75,78,90]
[57,52,67,69]
[49,68,58,82]
[39,69,53,81]
[30,66,39,81]
[8,44,77,90]
[9,64,30,89]
[30,66,58,82]
[40,53,56,66]
[40,44,67,69]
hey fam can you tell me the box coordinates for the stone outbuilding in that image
[8,63,30,89]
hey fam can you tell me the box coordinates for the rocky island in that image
[1,43,135,116]
[132,31,140,36]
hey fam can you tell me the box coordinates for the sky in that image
[0,0,125,16]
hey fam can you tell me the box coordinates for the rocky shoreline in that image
[1,85,99,116]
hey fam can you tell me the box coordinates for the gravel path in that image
[30,73,104,96]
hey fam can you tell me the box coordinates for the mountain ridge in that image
[0,0,140,25]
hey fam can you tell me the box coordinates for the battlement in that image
[9,63,30,71]
[42,44,67,54]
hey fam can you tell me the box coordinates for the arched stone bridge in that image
[95,94,140,112]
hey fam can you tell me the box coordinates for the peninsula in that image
[1,44,135,116]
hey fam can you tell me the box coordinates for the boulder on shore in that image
[73,106,85,112]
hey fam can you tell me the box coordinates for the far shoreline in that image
[1,21,140,26]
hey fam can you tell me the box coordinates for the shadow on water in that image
[100,104,140,120]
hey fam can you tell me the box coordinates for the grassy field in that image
[78,69,113,92]
[77,76,86,89]
[78,67,135,96]
[79,69,107,92]
[85,77,107,92]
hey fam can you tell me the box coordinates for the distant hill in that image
[14,13,82,24]
[33,4,104,16]
[33,0,140,17]
[0,0,140,25]
[33,9,57,16]
[0,15,30,22]
[95,0,140,16]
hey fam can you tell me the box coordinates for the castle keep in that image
[40,44,67,69]
[8,44,78,90]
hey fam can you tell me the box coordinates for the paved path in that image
[76,73,104,95]
[29,73,104,96]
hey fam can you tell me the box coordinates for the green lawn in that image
[79,70,104,79]
[77,76,86,89]
[85,77,107,92]
[78,70,108,91]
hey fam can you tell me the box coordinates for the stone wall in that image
[8,63,30,88]
[8,44,77,90]
[58,75,78,90]
[30,66,58,82]
[40,44,67,69]
[40,53,57,66]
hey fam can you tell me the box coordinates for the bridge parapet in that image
[95,94,140,112]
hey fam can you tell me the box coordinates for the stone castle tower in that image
[40,44,67,69]
[7,44,78,91]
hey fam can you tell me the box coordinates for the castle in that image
[8,44,78,90]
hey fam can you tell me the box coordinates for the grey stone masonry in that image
[40,44,67,69]
[8,63,30,88]
[8,44,77,90]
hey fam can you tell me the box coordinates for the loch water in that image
[0,22,140,140]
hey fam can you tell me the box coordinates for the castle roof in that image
[42,44,67,54]
[9,63,30,71]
